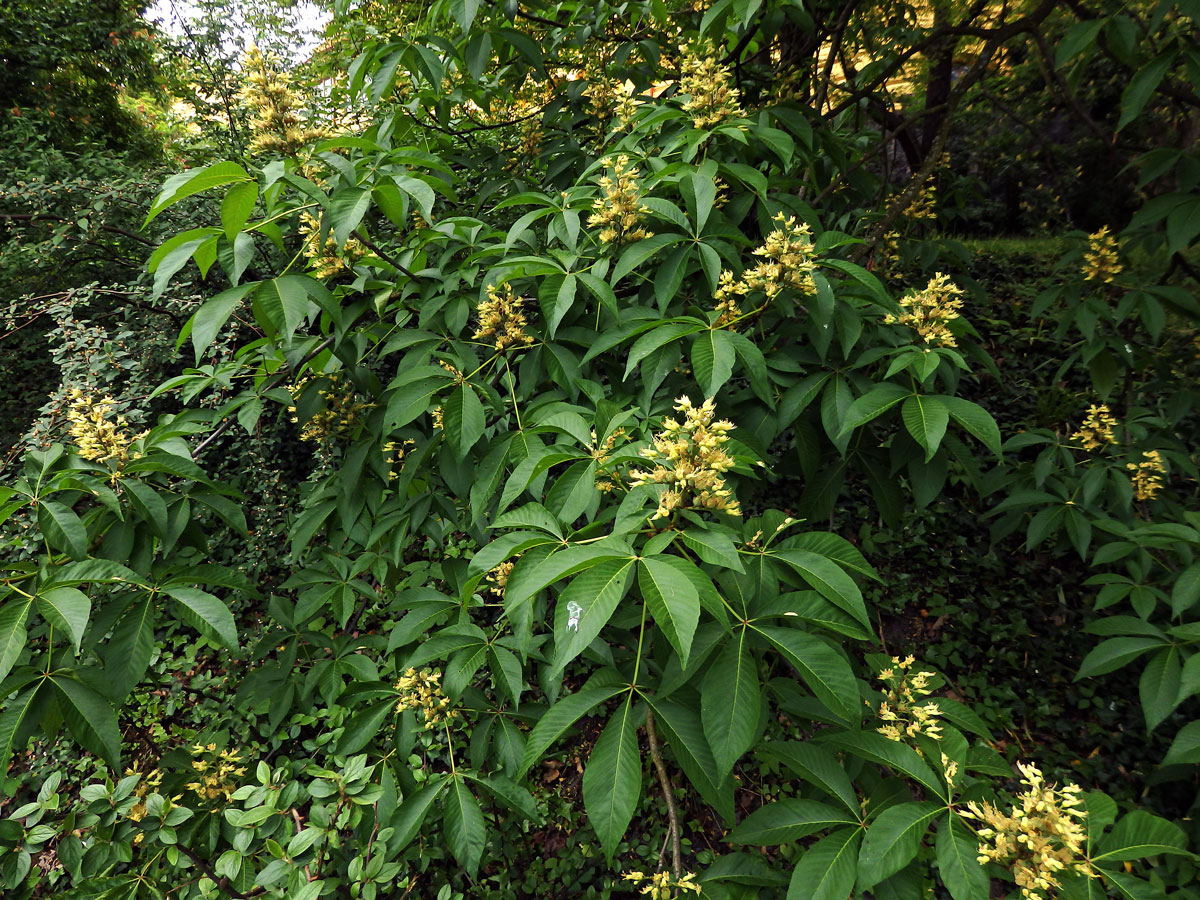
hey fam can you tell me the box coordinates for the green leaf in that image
[253,275,311,340]
[220,180,258,241]
[1094,811,1189,862]
[771,549,870,632]
[942,397,1002,456]
[549,558,636,676]
[0,685,46,770]
[37,588,90,655]
[165,586,238,649]
[182,283,256,361]
[1170,562,1200,616]
[38,500,88,560]
[691,329,736,398]
[444,778,486,876]
[520,684,625,775]
[1138,647,1181,731]
[639,557,700,667]
[936,813,989,900]
[612,234,684,284]
[838,383,910,435]
[336,700,395,755]
[702,629,760,772]
[0,598,33,682]
[105,600,156,699]
[50,674,120,767]
[757,742,859,813]
[444,383,486,460]
[1118,54,1174,132]
[753,624,859,725]
[787,828,862,900]
[680,170,717,232]
[680,529,745,571]
[389,778,447,848]
[818,731,942,796]
[857,801,939,890]
[902,395,949,462]
[328,187,372,247]
[1162,720,1200,765]
[643,697,732,821]
[145,161,253,225]
[582,696,641,861]
[1076,637,1165,678]
[728,798,857,845]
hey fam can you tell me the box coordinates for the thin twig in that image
[645,709,682,879]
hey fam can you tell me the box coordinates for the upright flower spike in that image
[1071,404,1118,451]
[679,41,743,129]
[394,667,457,729]
[239,45,329,156]
[66,390,144,479]
[1127,450,1166,500]
[1082,226,1121,283]
[884,272,964,347]
[712,213,818,327]
[474,283,535,351]
[588,155,653,246]
[627,396,741,519]
[875,655,943,746]
[963,762,1095,900]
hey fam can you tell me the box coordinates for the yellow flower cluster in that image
[474,283,535,351]
[394,667,457,729]
[299,212,368,279]
[584,78,640,129]
[1071,404,1118,451]
[588,155,653,246]
[383,439,415,481]
[288,374,373,443]
[1128,450,1166,501]
[884,273,964,347]
[240,45,329,156]
[679,41,743,129]
[185,744,246,805]
[713,213,818,327]
[905,182,938,222]
[124,766,164,822]
[629,396,741,519]
[485,561,514,595]
[66,390,145,475]
[876,655,943,744]
[963,762,1094,900]
[622,870,701,899]
[1082,226,1121,284]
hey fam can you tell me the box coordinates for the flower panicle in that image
[1071,404,1118,451]
[713,213,817,327]
[1127,449,1166,501]
[679,41,743,129]
[1082,226,1121,284]
[474,283,535,351]
[875,655,943,745]
[588,154,653,246]
[627,396,741,519]
[962,762,1094,900]
[394,667,457,729]
[884,272,964,347]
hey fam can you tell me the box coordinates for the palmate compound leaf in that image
[582,695,641,860]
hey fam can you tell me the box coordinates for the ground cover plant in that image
[2,0,1200,898]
